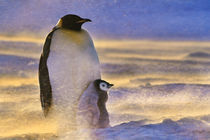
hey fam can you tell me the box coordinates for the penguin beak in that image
[77,18,92,23]
[108,84,114,88]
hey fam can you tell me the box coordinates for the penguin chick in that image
[77,79,113,129]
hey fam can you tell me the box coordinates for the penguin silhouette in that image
[77,79,113,129]
[39,14,101,131]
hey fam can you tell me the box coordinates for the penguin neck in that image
[97,91,108,105]
[52,28,92,48]
[97,92,108,117]
[62,25,83,31]
[53,26,83,32]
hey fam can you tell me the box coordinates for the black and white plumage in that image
[77,79,113,129]
[39,14,101,131]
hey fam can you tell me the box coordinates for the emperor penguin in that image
[77,79,113,129]
[39,14,101,132]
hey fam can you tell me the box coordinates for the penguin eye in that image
[100,83,107,89]
[99,82,109,91]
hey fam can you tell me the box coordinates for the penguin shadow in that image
[77,79,114,130]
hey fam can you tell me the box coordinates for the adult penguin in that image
[39,14,101,131]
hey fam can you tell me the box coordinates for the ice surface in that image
[0,83,209,140]
[0,40,210,139]
[93,118,210,140]
[1,118,210,140]
[188,52,210,58]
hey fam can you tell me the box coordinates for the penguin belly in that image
[47,29,100,131]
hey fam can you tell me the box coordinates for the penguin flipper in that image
[39,30,56,117]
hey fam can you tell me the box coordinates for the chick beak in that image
[77,18,92,23]
[108,84,114,88]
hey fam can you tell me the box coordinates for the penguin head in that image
[55,14,91,31]
[94,79,114,92]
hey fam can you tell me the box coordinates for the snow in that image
[0,40,210,139]
[188,52,210,58]
[0,83,210,140]
[93,118,210,140]
[1,117,210,140]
